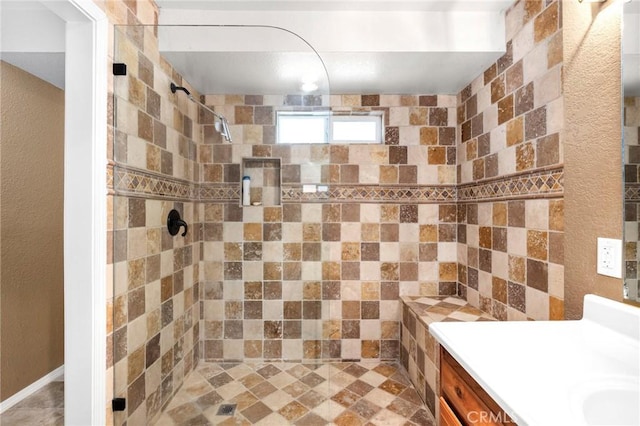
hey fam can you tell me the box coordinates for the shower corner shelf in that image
[240,157,282,207]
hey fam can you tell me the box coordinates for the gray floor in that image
[0,381,64,426]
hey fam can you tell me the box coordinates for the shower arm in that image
[170,83,232,142]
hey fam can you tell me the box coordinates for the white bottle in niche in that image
[242,176,251,206]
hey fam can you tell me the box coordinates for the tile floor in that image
[154,361,434,425]
[0,381,64,426]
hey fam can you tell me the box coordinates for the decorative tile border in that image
[109,164,564,203]
[625,184,640,202]
[457,167,564,202]
[200,184,241,201]
[111,165,197,201]
[281,185,456,203]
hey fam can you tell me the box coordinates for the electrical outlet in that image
[597,237,622,278]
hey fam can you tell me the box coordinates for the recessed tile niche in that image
[241,157,282,206]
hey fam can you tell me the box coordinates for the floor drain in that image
[216,404,237,416]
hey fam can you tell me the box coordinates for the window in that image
[276,111,383,144]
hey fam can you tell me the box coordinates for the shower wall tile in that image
[624,97,640,301]
[456,0,564,321]
[105,4,201,424]
[103,2,572,423]
[198,94,460,363]
[110,196,201,426]
[202,94,458,185]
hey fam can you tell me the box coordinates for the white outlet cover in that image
[596,237,623,279]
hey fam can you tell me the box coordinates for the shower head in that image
[170,82,232,143]
[220,117,232,142]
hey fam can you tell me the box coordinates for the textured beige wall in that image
[0,61,65,400]
[563,1,624,319]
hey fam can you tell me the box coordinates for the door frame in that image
[43,0,108,424]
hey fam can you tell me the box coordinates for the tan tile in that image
[466,138,477,161]
[420,225,437,243]
[549,296,564,320]
[516,142,535,171]
[438,263,457,281]
[127,346,145,384]
[379,165,398,184]
[492,203,507,226]
[549,200,564,231]
[536,133,560,167]
[342,243,360,260]
[334,410,364,426]
[524,0,543,23]
[509,255,526,283]
[428,147,446,165]
[479,227,492,249]
[278,401,309,421]
[491,74,506,104]
[420,127,438,145]
[534,2,558,43]
[548,32,563,68]
[244,223,262,241]
[492,277,508,304]
[498,94,514,125]
[361,340,380,358]
[361,282,380,300]
[527,230,548,261]
[507,116,524,147]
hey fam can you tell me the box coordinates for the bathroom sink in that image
[571,377,639,425]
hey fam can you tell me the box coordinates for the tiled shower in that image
[107,0,565,424]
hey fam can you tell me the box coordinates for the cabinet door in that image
[440,397,463,426]
[440,348,513,426]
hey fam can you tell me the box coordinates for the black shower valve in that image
[167,209,188,237]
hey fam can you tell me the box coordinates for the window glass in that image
[276,111,383,144]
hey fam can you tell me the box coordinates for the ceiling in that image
[0,1,66,89]
[156,0,514,95]
[1,0,638,96]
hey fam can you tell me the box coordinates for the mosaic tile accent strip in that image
[112,165,197,201]
[200,184,241,201]
[281,185,456,204]
[153,361,434,426]
[399,296,495,418]
[625,184,640,202]
[112,164,564,204]
[457,167,563,202]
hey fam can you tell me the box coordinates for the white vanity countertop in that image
[429,295,640,426]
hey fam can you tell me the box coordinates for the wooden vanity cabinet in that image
[439,348,513,426]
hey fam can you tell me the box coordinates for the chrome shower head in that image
[170,82,232,143]
[220,117,232,143]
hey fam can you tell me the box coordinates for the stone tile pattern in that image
[108,197,201,426]
[201,94,459,186]
[153,361,433,425]
[0,381,64,426]
[624,97,640,300]
[200,95,469,364]
[201,203,461,363]
[104,10,203,426]
[456,0,565,321]
[399,296,495,419]
[110,164,564,205]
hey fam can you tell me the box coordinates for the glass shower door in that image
[111,22,333,424]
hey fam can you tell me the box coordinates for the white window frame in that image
[330,114,383,144]
[276,111,383,144]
